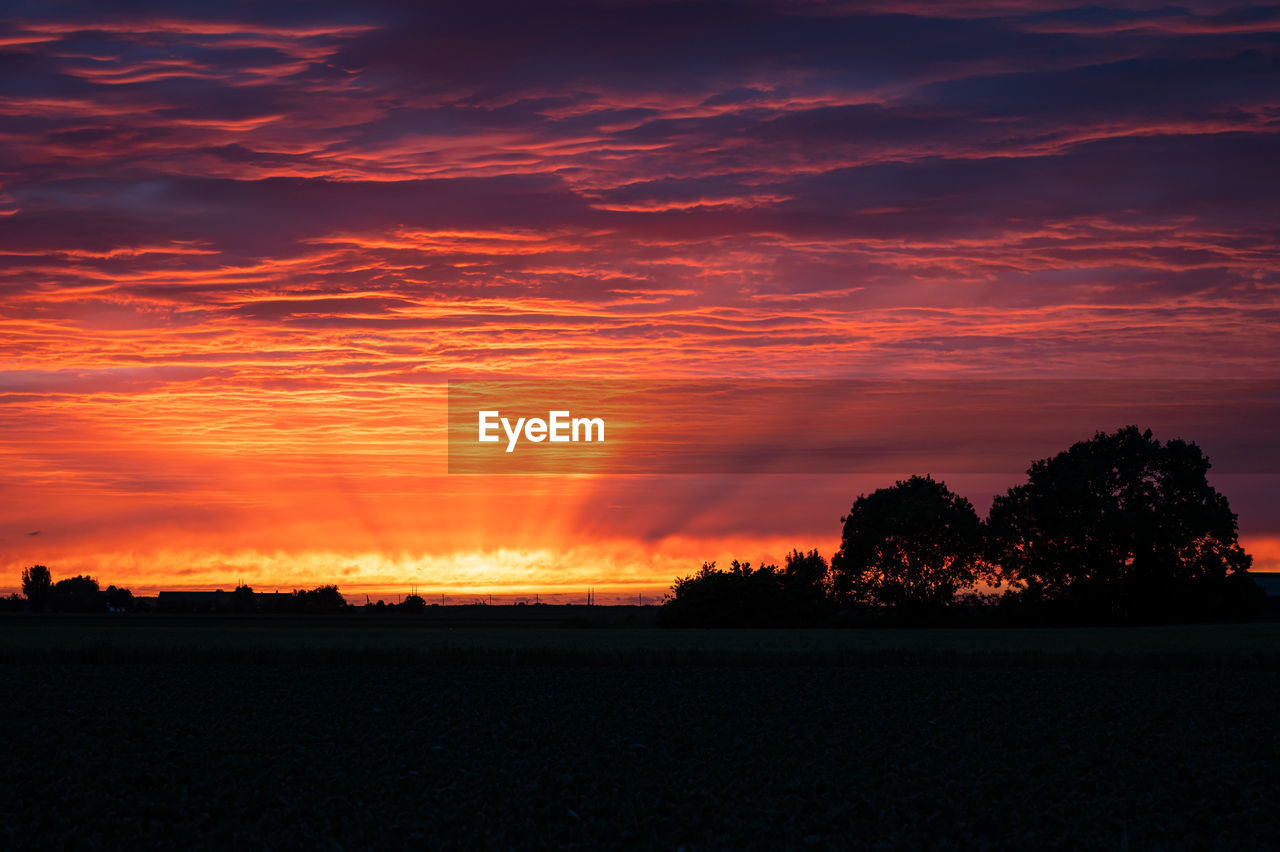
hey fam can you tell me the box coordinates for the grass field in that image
[3,615,1279,849]
[6,614,1280,663]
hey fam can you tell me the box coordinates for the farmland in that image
[2,615,1279,849]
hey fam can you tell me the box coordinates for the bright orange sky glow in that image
[2,3,1279,600]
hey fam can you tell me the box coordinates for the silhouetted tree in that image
[231,584,256,613]
[288,584,347,613]
[831,475,984,611]
[400,594,427,613]
[782,548,828,589]
[52,575,103,613]
[104,585,135,612]
[778,549,833,621]
[986,426,1254,621]
[313,585,346,612]
[21,565,53,611]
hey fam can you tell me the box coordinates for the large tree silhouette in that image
[831,475,984,610]
[986,426,1253,620]
[21,564,53,611]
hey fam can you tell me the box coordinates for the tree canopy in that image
[987,426,1253,620]
[831,475,984,611]
[52,575,103,613]
[663,427,1262,625]
[21,565,53,611]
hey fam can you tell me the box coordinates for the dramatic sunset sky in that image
[1,1,1278,600]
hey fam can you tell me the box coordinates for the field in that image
[3,615,1279,850]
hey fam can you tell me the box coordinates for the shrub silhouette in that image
[658,550,831,627]
[831,475,984,611]
[987,426,1254,622]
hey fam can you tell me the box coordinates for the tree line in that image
[5,567,138,613]
[5,576,525,616]
[3,573,352,615]
[4,575,457,615]
[658,426,1266,626]
[5,426,1266,626]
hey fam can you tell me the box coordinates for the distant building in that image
[154,590,288,612]
[156,590,233,607]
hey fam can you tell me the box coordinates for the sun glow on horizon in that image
[2,3,1279,594]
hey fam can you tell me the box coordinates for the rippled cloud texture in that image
[2,1,1278,595]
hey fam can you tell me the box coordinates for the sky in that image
[1,0,1278,600]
